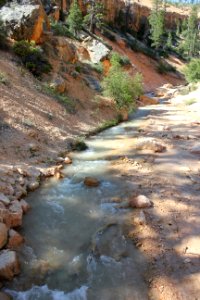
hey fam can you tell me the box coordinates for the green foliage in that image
[149,0,165,49]
[84,1,105,33]
[51,21,72,38]
[184,59,200,83]
[13,41,52,77]
[90,62,103,74]
[184,98,196,105]
[102,64,143,110]
[183,6,200,58]
[0,19,7,49]
[156,61,176,74]
[71,138,88,151]
[166,31,173,50]
[42,83,76,113]
[110,52,130,67]
[0,0,6,7]
[67,0,83,35]
[0,72,8,85]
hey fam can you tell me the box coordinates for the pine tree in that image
[149,0,165,50]
[166,31,173,49]
[185,5,199,57]
[84,1,105,33]
[67,0,83,36]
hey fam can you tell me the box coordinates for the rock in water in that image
[84,177,100,187]
[7,229,24,249]
[0,292,13,300]
[0,223,8,249]
[129,195,152,208]
[0,250,20,280]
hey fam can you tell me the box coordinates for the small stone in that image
[64,157,72,164]
[184,258,191,264]
[0,193,10,206]
[0,223,8,249]
[7,229,24,249]
[129,195,152,209]
[84,177,100,187]
[0,250,20,280]
[27,180,39,191]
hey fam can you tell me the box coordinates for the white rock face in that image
[83,38,110,63]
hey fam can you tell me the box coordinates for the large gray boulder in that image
[82,38,110,63]
[0,0,49,42]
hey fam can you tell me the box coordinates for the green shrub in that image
[71,138,88,151]
[110,52,130,67]
[184,59,200,83]
[51,21,72,38]
[184,98,196,105]
[13,40,52,77]
[90,62,103,74]
[102,65,143,110]
[156,61,176,74]
[0,72,8,85]
[0,19,7,49]
[42,83,76,113]
[0,0,6,7]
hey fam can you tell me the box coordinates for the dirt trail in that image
[108,86,200,299]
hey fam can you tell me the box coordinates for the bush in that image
[110,52,130,67]
[71,138,88,151]
[0,19,7,49]
[0,72,8,85]
[42,83,76,113]
[51,21,72,38]
[184,59,200,83]
[156,61,176,74]
[102,65,143,110]
[13,41,52,77]
[0,0,6,7]
[90,62,103,74]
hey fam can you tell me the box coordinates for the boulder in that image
[0,250,20,280]
[0,223,8,249]
[50,76,66,94]
[19,199,30,214]
[0,0,49,43]
[49,36,76,62]
[0,193,10,206]
[27,179,39,191]
[0,292,13,300]
[83,38,110,63]
[129,195,152,208]
[8,201,23,228]
[84,177,100,187]
[7,229,24,249]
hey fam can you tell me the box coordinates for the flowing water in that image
[5,108,152,300]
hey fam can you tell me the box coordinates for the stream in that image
[5,107,152,300]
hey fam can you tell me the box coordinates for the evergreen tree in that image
[166,31,173,49]
[184,5,199,57]
[149,0,165,50]
[84,1,105,33]
[67,0,83,36]
[176,19,181,36]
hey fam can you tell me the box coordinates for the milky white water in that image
[5,108,151,300]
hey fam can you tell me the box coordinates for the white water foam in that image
[6,285,88,300]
